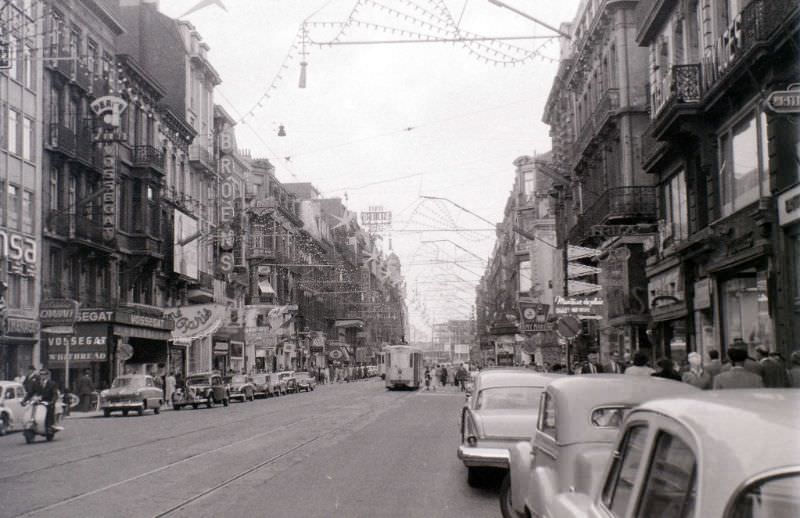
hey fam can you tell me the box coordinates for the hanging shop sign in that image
[553,296,603,317]
[46,326,109,363]
[766,84,800,114]
[39,299,79,331]
[518,301,554,333]
[778,184,800,227]
[164,303,227,341]
[216,123,240,276]
[101,144,117,243]
[0,230,37,278]
[591,224,658,238]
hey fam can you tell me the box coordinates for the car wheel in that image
[103,409,111,417]
[123,409,129,417]
[499,473,515,518]
[174,404,181,410]
[192,403,199,409]
[467,467,485,488]
[0,415,8,436]
[138,404,145,416]
[46,430,55,441]
[154,405,160,415]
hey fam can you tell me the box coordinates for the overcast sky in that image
[158,0,582,334]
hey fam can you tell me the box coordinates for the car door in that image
[144,376,159,407]
[212,375,224,400]
[598,422,652,517]
[527,391,560,515]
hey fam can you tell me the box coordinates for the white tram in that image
[384,345,424,390]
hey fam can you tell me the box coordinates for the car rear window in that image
[728,473,800,518]
[475,386,543,410]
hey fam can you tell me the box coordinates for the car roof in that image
[630,389,800,516]
[475,369,563,389]
[115,374,149,378]
[546,374,700,444]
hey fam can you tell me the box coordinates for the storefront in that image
[1,316,39,381]
[647,264,689,364]
[245,304,298,371]
[164,303,228,376]
[777,184,800,355]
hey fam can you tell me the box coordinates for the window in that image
[49,166,60,212]
[22,189,33,233]
[537,392,557,439]
[476,387,544,410]
[664,170,689,242]
[728,473,800,518]
[7,37,18,81]
[7,274,21,309]
[8,109,19,155]
[8,184,20,230]
[721,269,774,352]
[523,170,535,196]
[638,432,696,518]
[602,425,649,517]
[22,277,34,309]
[719,109,769,217]
[22,116,32,160]
[23,43,33,89]
[86,39,98,77]
[519,259,532,294]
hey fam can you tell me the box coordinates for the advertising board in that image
[173,209,199,279]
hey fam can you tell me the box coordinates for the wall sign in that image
[101,144,117,243]
[778,184,800,226]
[0,230,37,278]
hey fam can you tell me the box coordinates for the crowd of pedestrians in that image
[423,363,471,391]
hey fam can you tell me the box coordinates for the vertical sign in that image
[217,125,237,274]
[101,144,116,242]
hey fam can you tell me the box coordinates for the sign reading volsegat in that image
[101,143,116,242]
[217,124,239,275]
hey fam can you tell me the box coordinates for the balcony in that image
[45,46,74,79]
[187,271,214,303]
[73,119,97,167]
[650,64,702,120]
[592,88,620,132]
[568,186,657,244]
[72,63,91,92]
[702,0,797,93]
[132,145,165,173]
[48,124,76,157]
[74,214,108,248]
[189,143,216,172]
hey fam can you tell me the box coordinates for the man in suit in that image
[22,369,62,432]
[713,347,763,389]
[604,352,625,374]
[705,350,723,379]
[22,365,40,395]
[579,353,602,374]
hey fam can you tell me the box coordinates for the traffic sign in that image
[556,315,581,339]
[766,84,800,114]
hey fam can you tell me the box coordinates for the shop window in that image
[720,269,774,352]
[719,109,769,217]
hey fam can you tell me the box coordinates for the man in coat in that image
[756,348,789,388]
[713,347,763,389]
[22,369,62,432]
[76,369,95,412]
[22,365,40,395]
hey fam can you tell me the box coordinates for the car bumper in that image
[457,445,510,468]
[101,402,143,410]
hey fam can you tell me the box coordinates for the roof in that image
[475,369,563,389]
[632,389,800,517]
[547,375,700,445]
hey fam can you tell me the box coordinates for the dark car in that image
[173,372,229,409]
[99,375,163,417]
[226,374,255,402]
[294,372,317,392]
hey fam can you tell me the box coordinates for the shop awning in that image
[258,279,275,295]
[334,319,364,329]
[114,325,172,341]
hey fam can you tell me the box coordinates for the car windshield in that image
[475,386,544,410]
[296,372,310,379]
[729,473,800,518]
[186,376,209,385]
[230,375,247,383]
[112,377,145,389]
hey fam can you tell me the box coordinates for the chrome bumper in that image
[101,402,142,409]
[457,445,510,468]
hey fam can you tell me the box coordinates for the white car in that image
[0,381,27,435]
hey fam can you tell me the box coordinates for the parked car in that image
[250,373,274,398]
[0,381,27,435]
[173,372,229,409]
[99,374,164,417]
[276,371,298,394]
[502,374,699,518]
[226,374,255,402]
[295,372,317,392]
[548,389,800,518]
[458,368,563,487]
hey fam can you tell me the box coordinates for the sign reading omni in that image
[39,299,80,331]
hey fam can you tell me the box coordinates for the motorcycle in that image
[22,396,64,444]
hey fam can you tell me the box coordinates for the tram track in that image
[8,386,417,518]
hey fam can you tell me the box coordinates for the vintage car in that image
[502,374,699,518]
[458,368,562,487]
[547,389,800,518]
[276,371,298,394]
[173,372,229,409]
[250,373,272,398]
[226,374,256,402]
[99,374,164,417]
[0,381,27,435]
[294,372,317,392]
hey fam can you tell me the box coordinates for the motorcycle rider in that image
[22,368,62,432]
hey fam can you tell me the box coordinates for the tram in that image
[384,345,424,390]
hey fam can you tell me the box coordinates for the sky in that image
[157,0,582,335]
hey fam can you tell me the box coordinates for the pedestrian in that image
[579,353,602,374]
[681,352,712,389]
[424,367,432,391]
[456,364,468,392]
[604,352,624,374]
[165,371,176,407]
[440,366,448,387]
[22,365,40,395]
[76,369,95,412]
[624,351,655,376]
[788,352,800,388]
[175,371,185,391]
[652,358,682,381]
[448,365,456,386]
[756,347,790,388]
[706,350,723,379]
[713,347,764,389]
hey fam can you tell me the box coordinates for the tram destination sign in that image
[766,84,800,114]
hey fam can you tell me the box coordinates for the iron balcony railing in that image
[650,64,703,119]
[567,186,657,244]
[74,214,106,245]
[132,145,165,171]
[48,124,76,156]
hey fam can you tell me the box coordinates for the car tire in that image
[123,409,129,417]
[499,473,515,518]
[137,405,145,417]
[103,409,111,417]
[174,404,181,410]
[0,415,8,436]
[154,405,160,415]
[467,467,484,488]
[192,403,198,409]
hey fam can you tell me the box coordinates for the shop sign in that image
[766,84,800,114]
[46,328,108,363]
[245,327,268,346]
[101,144,117,242]
[778,184,800,227]
[164,304,226,340]
[49,352,107,362]
[590,224,657,238]
[0,230,37,278]
[283,342,297,354]
[39,299,79,327]
[648,268,684,309]
[77,310,114,323]
[214,341,229,352]
[518,301,552,333]
[116,311,173,330]
[230,341,244,358]
[553,296,603,317]
[693,278,712,310]
[6,317,39,336]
